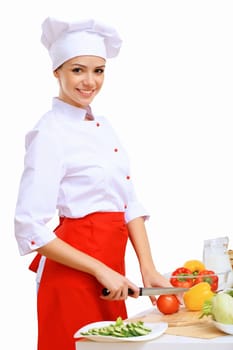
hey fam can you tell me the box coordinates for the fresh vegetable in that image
[194,269,218,292]
[156,294,180,315]
[226,289,233,297]
[170,267,194,288]
[81,317,152,337]
[201,291,233,324]
[183,282,214,311]
[183,259,205,275]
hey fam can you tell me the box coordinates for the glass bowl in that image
[165,270,233,290]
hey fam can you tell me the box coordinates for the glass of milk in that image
[203,236,233,289]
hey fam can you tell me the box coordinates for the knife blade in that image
[102,286,189,296]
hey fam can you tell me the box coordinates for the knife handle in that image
[102,288,135,296]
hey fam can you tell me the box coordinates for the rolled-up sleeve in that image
[14,125,64,255]
[124,177,150,223]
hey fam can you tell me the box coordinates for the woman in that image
[14,17,171,350]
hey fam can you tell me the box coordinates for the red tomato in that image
[156,295,180,315]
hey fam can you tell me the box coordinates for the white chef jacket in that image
[14,98,149,256]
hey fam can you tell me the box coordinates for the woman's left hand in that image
[142,270,175,306]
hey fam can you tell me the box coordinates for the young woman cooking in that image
[14,16,171,350]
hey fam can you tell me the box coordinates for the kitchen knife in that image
[102,286,189,296]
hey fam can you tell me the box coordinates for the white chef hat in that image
[41,17,122,70]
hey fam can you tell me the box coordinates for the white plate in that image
[74,321,168,342]
[212,320,233,335]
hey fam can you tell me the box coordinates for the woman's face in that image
[54,55,106,109]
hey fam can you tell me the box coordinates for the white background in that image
[1,0,233,349]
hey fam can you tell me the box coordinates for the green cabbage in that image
[201,291,233,324]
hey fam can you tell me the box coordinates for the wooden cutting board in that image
[128,307,225,338]
[129,307,206,326]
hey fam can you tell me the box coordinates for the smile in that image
[77,89,95,97]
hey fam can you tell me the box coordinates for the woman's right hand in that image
[95,264,139,300]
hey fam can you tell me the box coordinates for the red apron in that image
[33,212,129,350]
